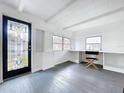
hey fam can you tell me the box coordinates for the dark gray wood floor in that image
[0,62,124,93]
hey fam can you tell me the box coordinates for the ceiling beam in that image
[63,6,124,30]
[18,0,25,12]
[46,0,77,22]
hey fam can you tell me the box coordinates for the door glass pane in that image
[7,20,29,71]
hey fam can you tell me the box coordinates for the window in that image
[86,36,102,51]
[63,38,71,50]
[53,36,71,51]
[53,36,63,50]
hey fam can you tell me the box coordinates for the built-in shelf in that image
[69,50,124,54]
[69,50,124,73]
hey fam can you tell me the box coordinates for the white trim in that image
[103,66,124,74]
[70,59,80,63]
[42,65,55,71]
[31,67,42,73]
[32,65,55,72]
[54,61,68,66]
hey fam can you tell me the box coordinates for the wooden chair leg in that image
[86,59,99,69]
[86,59,91,67]
[86,63,91,68]
[86,60,93,68]
[86,61,90,65]
[92,63,98,69]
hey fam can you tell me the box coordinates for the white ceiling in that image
[0,0,74,20]
[0,0,20,9]
[0,0,124,32]
[49,0,124,27]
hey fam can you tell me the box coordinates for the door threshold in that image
[3,72,31,82]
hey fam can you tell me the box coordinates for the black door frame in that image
[2,15,31,79]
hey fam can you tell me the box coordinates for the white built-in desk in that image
[69,50,124,74]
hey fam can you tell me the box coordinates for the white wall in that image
[0,4,72,82]
[33,30,72,72]
[71,19,124,72]
[72,19,124,52]
[69,51,80,63]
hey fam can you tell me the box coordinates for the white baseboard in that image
[103,66,124,74]
[32,61,69,72]
[42,65,55,71]
[32,67,43,73]
[54,61,67,66]
[70,59,80,63]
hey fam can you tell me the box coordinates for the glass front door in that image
[3,15,31,79]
